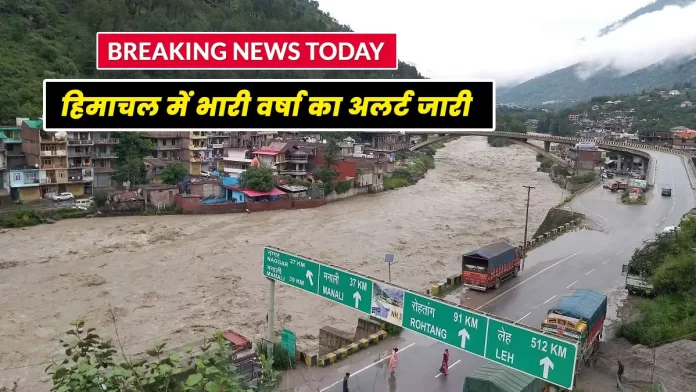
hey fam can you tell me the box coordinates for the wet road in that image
[319,150,694,392]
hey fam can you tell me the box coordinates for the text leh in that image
[107,42,385,62]
[496,331,568,365]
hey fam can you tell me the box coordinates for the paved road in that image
[317,150,694,392]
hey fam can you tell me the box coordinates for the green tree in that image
[93,191,108,207]
[113,156,146,185]
[46,318,274,392]
[321,133,342,168]
[160,163,187,185]
[238,166,274,191]
[112,133,155,185]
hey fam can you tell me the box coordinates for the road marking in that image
[669,206,674,214]
[566,280,578,289]
[655,223,660,227]
[616,249,624,255]
[602,258,610,264]
[476,250,583,310]
[543,295,557,304]
[515,312,531,324]
[435,359,462,378]
[576,201,609,222]
[586,269,596,276]
[662,217,666,221]
[319,343,416,391]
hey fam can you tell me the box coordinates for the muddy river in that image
[0,137,564,390]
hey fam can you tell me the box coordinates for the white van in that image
[74,199,94,210]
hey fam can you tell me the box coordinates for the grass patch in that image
[384,177,410,190]
[569,172,596,185]
[487,137,513,147]
[0,208,90,228]
[618,295,696,346]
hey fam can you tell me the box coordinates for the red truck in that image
[610,181,628,192]
[461,242,521,291]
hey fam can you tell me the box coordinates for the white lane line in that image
[669,206,675,214]
[586,269,596,276]
[320,343,416,391]
[543,295,557,304]
[576,201,609,222]
[515,312,531,324]
[435,359,462,378]
[567,280,578,289]
[616,249,624,256]
[476,250,583,310]
[655,223,660,227]
[602,258,610,265]
[662,217,666,221]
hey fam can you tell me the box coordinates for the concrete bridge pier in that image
[544,141,551,152]
[617,155,623,171]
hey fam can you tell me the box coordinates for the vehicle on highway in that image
[610,181,627,192]
[200,170,211,178]
[462,362,551,392]
[51,192,74,202]
[461,242,520,291]
[661,187,672,196]
[621,264,654,297]
[541,289,607,380]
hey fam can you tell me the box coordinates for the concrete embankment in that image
[533,207,584,238]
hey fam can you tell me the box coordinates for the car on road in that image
[200,170,211,178]
[74,198,94,210]
[662,226,679,234]
[51,192,74,202]
[661,187,672,196]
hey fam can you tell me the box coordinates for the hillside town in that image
[0,119,432,213]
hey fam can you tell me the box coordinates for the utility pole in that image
[522,185,535,271]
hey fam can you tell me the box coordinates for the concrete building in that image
[181,131,208,176]
[91,132,119,188]
[207,131,230,172]
[568,142,601,175]
[229,131,276,150]
[252,142,308,179]
[66,131,94,195]
[221,148,252,179]
[148,132,183,161]
[1,126,25,171]
[672,130,696,151]
[371,134,410,152]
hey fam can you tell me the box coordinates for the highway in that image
[317,150,694,392]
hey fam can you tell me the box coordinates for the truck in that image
[463,363,553,392]
[541,289,607,381]
[622,264,654,296]
[610,181,628,192]
[461,242,521,291]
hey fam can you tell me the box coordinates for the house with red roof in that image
[673,129,696,150]
[252,142,309,179]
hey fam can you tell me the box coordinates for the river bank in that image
[0,136,565,391]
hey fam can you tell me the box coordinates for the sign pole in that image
[266,277,275,358]
[522,185,535,271]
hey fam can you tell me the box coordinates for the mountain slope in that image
[0,0,424,124]
[598,0,696,37]
[498,58,696,106]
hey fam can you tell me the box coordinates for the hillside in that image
[0,0,423,124]
[597,0,696,37]
[498,57,696,107]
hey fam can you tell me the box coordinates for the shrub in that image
[93,191,108,207]
[334,180,352,194]
[384,177,409,190]
[569,172,596,185]
[384,323,403,336]
[255,340,295,370]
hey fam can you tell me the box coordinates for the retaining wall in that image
[318,330,388,367]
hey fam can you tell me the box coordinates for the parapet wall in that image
[533,208,585,238]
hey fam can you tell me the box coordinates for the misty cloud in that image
[315,0,696,86]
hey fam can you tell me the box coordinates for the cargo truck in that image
[622,264,654,297]
[463,363,554,392]
[461,242,521,291]
[541,289,607,383]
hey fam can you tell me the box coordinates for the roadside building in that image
[181,131,208,176]
[140,184,179,207]
[222,148,252,179]
[207,131,230,172]
[66,131,94,196]
[568,142,601,175]
[672,130,696,151]
[229,131,276,150]
[148,131,183,163]
[143,157,172,184]
[371,133,410,152]
[92,132,119,188]
[252,142,308,179]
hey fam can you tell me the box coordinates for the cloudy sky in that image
[316,0,696,86]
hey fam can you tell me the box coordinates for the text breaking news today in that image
[44,79,495,131]
[96,32,397,70]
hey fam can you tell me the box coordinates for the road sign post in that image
[262,246,579,389]
[280,329,296,361]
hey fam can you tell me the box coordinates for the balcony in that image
[10,170,41,187]
[157,144,181,150]
[94,166,115,173]
[190,156,203,163]
[95,138,119,144]
[279,169,307,176]
[209,143,228,149]
[69,162,92,168]
[4,137,22,143]
[41,150,67,157]
[95,152,118,159]
[189,144,207,151]
[68,139,94,146]
[68,175,92,182]
[43,176,68,184]
[285,157,308,164]
[190,132,208,139]
[69,150,94,158]
[41,164,67,170]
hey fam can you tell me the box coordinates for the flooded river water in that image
[0,137,564,389]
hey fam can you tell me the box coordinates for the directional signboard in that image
[263,247,579,389]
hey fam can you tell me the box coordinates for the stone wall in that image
[354,317,383,341]
[318,326,355,353]
[325,186,369,202]
[246,199,292,212]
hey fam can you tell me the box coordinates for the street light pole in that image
[522,185,535,271]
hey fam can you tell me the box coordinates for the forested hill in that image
[0,0,424,124]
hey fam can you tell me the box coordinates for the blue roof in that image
[550,289,606,322]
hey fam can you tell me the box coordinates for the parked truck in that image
[541,289,607,382]
[610,181,628,192]
[622,264,654,297]
[461,242,521,291]
[463,363,554,392]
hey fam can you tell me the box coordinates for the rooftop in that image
[225,186,286,198]
[23,119,43,130]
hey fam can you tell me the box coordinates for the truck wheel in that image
[513,266,520,277]
[494,278,501,289]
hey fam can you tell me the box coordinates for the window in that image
[25,172,37,181]
[42,158,52,166]
[57,171,66,179]
[13,172,21,181]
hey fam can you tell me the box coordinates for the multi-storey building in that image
[1,126,25,170]
[148,132,183,161]
[66,131,94,195]
[207,131,230,172]
[92,132,119,188]
[229,131,276,150]
[371,134,410,152]
[181,131,208,176]
[0,138,6,191]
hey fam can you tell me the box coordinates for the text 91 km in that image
[97,32,398,70]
